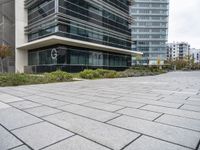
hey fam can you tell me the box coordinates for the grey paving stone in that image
[156,114,200,132]
[160,98,200,106]
[12,122,74,150]
[44,136,110,150]
[188,97,200,101]
[108,115,200,149]
[0,102,11,110]
[44,112,140,150]
[76,95,117,103]
[0,108,42,130]
[43,94,90,104]
[25,106,62,117]
[12,145,30,150]
[58,104,120,122]
[9,100,42,109]
[117,107,162,121]
[124,136,190,150]
[82,101,124,112]
[141,105,200,120]
[118,97,182,108]
[0,94,24,103]
[180,104,200,112]
[111,100,145,108]
[0,126,22,150]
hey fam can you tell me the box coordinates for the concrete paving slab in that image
[156,114,200,131]
[124,136,190,150]
[0,108,42,130]
[141,105,200,120]
[117,107,162,121]
[9,100,42,109]
[118,97,182,108]
[12,145,30,150]
[44,112,140,150]
[0,102,11,110]
[58,104,120,122]
[180,104,200,112]
[82,101,124,112]
[12,122,74,150]
[111,100,145,108]
[0,126,22,150]
[44,136,110,150]
[25,106,62,117]
[108,115,200,149]
[0,94,24,103]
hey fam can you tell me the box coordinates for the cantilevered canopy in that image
[17,35,143,55]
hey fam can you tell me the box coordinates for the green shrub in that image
[0,70,74,87]
[0,73,44,86]
[45,70,73,81]
[103,70,119,78]
[79,69,100,79]
[79,69,119,79]
[119,67,166,78]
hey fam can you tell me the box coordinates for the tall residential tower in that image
[131,0,169,65]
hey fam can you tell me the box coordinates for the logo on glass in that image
[51,48,58,59]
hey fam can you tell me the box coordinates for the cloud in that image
[168,0,200,48]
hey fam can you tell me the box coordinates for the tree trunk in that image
[0,59,4,73]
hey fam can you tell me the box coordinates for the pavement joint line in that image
[8,144,24,150]
[120,134,143,150]
[10,121,45,132]
[185,96,191,100]
[78,102,126,113]
[108,99,121,104]
[152,113,165,122]
[39,134,76,150]
[4,103,123,150]
[112,106,128,113]
[39,111,64,118]
[22,104,49,111]
[137,104,148,109]
[106,122,194,150]
[196,139,200,150]
[104,114,123,123]
[122,99,183,109]
[155,97,164,101]
[178,104,185,109]
[154,120,200,133]
[0,124,34,150]
[139,107,200,121]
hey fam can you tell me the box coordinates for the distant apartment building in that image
[130,0,169,65]
[190,48,200,63]
[167,42,191,61]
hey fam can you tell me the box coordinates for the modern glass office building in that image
[130,0,169,65]
[11,0,141,73]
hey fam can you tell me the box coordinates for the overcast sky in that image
[168,0,200,49]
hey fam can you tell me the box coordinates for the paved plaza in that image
[0,71,200,150]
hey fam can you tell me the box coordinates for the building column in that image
[15,0,28,73]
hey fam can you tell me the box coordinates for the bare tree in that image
[0,44,12,73]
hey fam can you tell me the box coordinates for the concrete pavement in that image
[0,71,200,150]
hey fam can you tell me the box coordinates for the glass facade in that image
[24,0,132,72]
[131,0,169,65]
[25,0,131,50]
[28,45,131,73]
